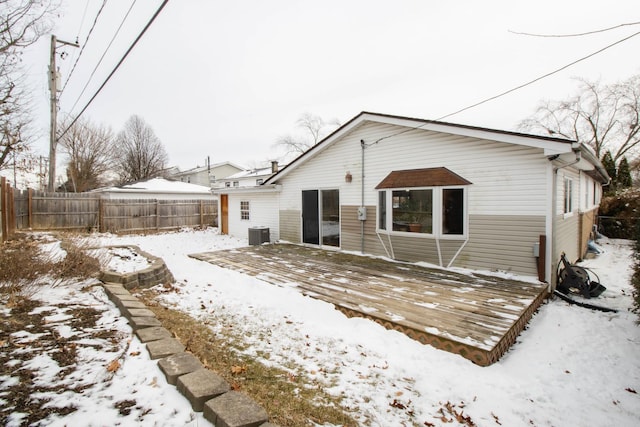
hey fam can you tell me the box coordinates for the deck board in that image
[190,244,549,365]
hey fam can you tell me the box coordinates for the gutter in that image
[548,148,582,288]
[211,184,282,195]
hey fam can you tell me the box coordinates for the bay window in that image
[375,167,471,238]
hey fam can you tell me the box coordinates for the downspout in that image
[360,139,365,254]
[549,148,582,288]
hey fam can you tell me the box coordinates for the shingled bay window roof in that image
[375,167,472,189]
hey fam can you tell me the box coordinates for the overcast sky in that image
[22,0,640,172]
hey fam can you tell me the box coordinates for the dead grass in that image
[138,289,358,427]
[0,233,102,306]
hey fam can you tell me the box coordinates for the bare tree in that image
[114,115,168,184]
[519,75,640,170]
[1,0,57,170]
[58,117,114,192]
[274,112,341,158]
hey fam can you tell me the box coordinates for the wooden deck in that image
[190,244,549,366]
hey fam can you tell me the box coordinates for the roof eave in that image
[264,111,578,184]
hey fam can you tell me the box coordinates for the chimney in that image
[271,161,279,174]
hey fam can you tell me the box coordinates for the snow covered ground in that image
[89,228,640,427]
[2,228,639,426]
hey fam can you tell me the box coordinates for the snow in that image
[3,228,639,426]
[95,246,152,273]
[119,178,211,193]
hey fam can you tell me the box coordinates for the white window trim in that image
[563,177,574,217]
[240,200,250,221]
[377,186,468,239]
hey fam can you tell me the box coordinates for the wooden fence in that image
[1,181,217,241]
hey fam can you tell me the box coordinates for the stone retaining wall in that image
[99,245,175,289]
[100,254,278,427]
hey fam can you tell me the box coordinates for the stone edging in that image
[100,250,279,427]
[99,245,175,289]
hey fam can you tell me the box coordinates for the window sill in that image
[377,229,467,240]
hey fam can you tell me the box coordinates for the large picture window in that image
[392,189,433,233]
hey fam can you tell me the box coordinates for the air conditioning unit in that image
[248,227,270,245]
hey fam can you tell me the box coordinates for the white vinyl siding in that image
[276,122,549,218]
[227,192,280,241]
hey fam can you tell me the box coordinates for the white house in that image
[212,162,282,189]
[93,178,215,200]
[217,112,609,283]
[171,161,245,187]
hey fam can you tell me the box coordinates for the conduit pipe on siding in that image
[360,139,365,254]
[549,148,582,285]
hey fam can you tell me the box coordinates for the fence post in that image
[156,200,160,231]
[200,200,204,228]
[1,177,7,242]
[27,188,33,228]
[98,198,104,233]
[8,186,15,236]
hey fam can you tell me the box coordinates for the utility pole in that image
[48,35,79,192]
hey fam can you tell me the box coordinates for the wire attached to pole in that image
[58,0,170,141]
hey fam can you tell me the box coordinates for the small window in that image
[240,201,250,220]
[256,179,264,185]
[225,182,231,187]
[233,181,239,187]
[564,178,573,213]
[378,191,387,230]
[443,188,464,235]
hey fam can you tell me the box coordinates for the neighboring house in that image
[171,161,245,187]
[216,112,609,283]
[93,178,215,200]
[212,162,282,189]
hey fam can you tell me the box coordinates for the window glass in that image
[443,188,464,235]
[378,191,386,230]
[240,201,250,220]
[321,190,340,246]
[564,178,573,213]
[391,189,433,233]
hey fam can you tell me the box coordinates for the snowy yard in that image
[2,228,639,426]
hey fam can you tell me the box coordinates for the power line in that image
[366,28,640,145]
[68,0,139,116]
[76,0,91,37]
[58,0,170,141]
[60,0,108,96]
[509,21,640,38]
[436,29,640,121]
